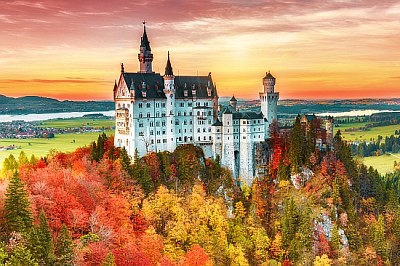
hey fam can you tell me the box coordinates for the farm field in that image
[0,130,113,170]
[335,122,400,174]
[336,123,399,142]
[39,117,114,129]
[360,153,400,174]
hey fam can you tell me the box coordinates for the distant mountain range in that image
[1,95,399,116]
[0,95,114,115]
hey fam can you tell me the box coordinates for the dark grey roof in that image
[232,112,264,120]
[165,52,173,76]
[174,74,217,99]
[141,25,151,51]
[121,72,217,100]
[230,95,237,102]
[212,118,223,126]
[221,107,232,114]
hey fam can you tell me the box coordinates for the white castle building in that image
[113,24,279,184]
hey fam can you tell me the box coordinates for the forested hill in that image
[0,95,113,115]
[1,126,400,265]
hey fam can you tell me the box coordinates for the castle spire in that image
[164,51,174,76]
[140,21,151,51]
[138,21,153,73]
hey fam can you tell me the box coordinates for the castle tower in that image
[138,22,153,73]
[259,71,279,138]
[326,116,334,146]
[163,52,176,152]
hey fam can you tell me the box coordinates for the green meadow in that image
[360,153,400,174]
[336,124,399,142]
[1,116,115,170]
[0,130,113,166]
[40,117,114,129]
[335,121,400,174]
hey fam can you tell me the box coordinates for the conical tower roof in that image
[140,22,151,51]
[164,51,173,76]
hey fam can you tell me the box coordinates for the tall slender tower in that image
[260,71,279,138]
[163,52,176,152]
[138,22,153,73]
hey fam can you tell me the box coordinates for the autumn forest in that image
[1,118,400,265]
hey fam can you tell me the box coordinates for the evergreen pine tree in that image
[97,133,107,160]
[330,224,340,252]
[90,141,98,161]
[6,244,39,266]
[55,224,74,266]
[289,116,305,173]
[371,215,389,260]
[4,172,33,234]
[27,210,55,265]
[281,198,299,248]
[119,147,133,176]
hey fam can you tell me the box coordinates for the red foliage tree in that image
[182,244,210,266]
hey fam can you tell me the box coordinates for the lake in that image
[317,109,400,117]
[0,110,115,123]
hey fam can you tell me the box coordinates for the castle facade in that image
[113,24,279,184]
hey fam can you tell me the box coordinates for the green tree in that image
[370,215,389,260]
[27,210,55,265]
[2,154,18,177]
[281,198,299,248]
[90,141,98,161]
[55,224,74,266]
[289,116,305,173]
[4,172,33,234]
[17,151,29,166]
[6,244,39,266]
[0,246,8,264]
[330,224,340,252]
[101,252,116,266]
[97,132,107,160]
[29,154,39,165]
[119,147,133,177]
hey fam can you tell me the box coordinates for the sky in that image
[0,0,399,101]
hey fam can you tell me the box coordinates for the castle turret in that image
[163,52,176,152]
[138,22,153,73]
[326,116,334,146]
[259,71,279,138]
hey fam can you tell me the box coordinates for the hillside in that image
[0,95,114,115]
[0,128,399,265]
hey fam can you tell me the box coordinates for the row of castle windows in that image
[136,110,212,118]
[232,120,262,125]
[133,101,211,109]
[225,135,262,140]
[139,121,167,127]
[117,103,130,109]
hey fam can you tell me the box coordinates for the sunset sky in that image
[0,0,399,101]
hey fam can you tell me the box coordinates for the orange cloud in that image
[0,0,399,100]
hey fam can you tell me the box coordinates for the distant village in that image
[0,120,113,151]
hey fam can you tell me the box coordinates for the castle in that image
[113,24,279,184]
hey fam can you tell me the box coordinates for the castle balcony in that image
[195,140,213,146]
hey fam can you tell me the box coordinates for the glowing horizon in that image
[0,0,399,101]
